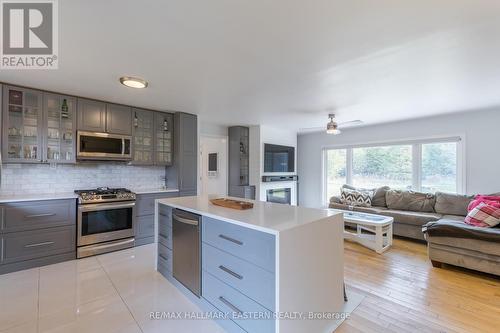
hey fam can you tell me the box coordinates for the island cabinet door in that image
[202,216,276,273]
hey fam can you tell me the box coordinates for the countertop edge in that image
[156,198,343,235]
[0,193,79,203]
[133,188,180,195]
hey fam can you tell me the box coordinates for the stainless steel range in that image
[75,187,136,258]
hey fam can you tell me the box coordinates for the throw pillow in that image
[465,202,500,228]
[340,187,373,207]
[341,185,389,207]
[468,195,500,211]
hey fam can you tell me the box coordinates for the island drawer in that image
[203,243,275,311]
[158,213,172,250]
[157,243,173,273]
[203,271,275,333]
[136,193,177,217]
[202,216,275,273]
[0,199,76,233]
[1,226,75,264]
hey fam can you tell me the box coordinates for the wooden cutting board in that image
[210,198,254,210]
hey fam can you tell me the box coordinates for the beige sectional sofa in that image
[330,185,500,276]
[329,185,469,241]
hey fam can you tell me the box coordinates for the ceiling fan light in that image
[326,120,341,135]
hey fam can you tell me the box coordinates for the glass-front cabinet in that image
[44,93,77,163]
[2,86,76,164]
[2,86,43,162]
[154,112,173,166]
[132,108,154,165]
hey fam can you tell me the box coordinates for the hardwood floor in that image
[338,238,500,333]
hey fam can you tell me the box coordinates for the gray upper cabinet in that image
[43,93,77,163]
[77,99,131,135]
[77,98,106,132]
[106,104,132,135]
[132,108,155,165]
[154,112,174,166]
[175,112,198,195]
[2,86,44,163]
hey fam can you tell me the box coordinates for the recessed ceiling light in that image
[119,76,148,89]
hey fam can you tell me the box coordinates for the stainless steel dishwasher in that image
[172,208,202,297]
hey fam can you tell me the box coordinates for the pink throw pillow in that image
[468,195,500,211]
[465,202,500,228]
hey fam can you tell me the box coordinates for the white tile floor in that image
[0,244,226,333]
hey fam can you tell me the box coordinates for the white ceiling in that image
[1,0,500,132]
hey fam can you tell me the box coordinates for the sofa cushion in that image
[342,185,389,207]
[465,203,500,228]
[441,214,465,222]
[423,219,500,243]
[372,186,390,207]
[328,202,387,215]
[340,187,373,207]
[386,190,436,212]
[383,210,442,226]
[434,192,472,216]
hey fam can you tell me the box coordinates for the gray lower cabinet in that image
[166,112,198,196]
[135,192,178,246]
[0,199,77,274]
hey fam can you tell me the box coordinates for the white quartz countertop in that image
[157,195,341,234]
[0,192,78,203]
[132,188,179,195]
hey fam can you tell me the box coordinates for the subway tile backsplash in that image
[0,163,166,195]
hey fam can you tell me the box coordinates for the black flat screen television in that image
[264,144,295,173]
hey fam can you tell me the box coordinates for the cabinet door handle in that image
[25,213,56,219]
[218,296,243,315]
[219,265,243,280]
[24,241,54,248]
[218,234,243,246]
[158,253,169,261]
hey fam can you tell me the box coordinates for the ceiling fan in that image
[299,113,363,135]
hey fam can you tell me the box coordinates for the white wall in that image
[249,125,298,203]
[200,135,228,196]
[298,108,500,208]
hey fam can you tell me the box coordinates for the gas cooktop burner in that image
[75,187,136,204]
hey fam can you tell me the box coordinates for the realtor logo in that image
[1,0,58,69]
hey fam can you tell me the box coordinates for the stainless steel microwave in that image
[77,131,132,161]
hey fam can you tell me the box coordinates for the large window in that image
[352,145,412,190]
[421,142,458,193]
[323,138,463,204]
[325,149,347,197]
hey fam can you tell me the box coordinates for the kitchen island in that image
[155,195,345,333]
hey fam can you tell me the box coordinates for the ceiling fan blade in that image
[337,120,363,128]
[297,126,324,133]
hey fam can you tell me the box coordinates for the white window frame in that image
[322,135,466,206]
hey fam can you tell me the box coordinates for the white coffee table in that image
[332,209,394,254]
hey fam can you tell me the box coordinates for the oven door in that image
[78,202,135,246]
[77,131,132,161]
[266,188,291,205]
